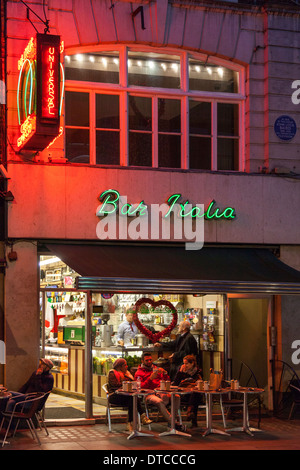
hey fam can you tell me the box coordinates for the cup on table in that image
[160,380,166,390]
[123,381,128,392]
[165,381,171,391]
[204,381,209,391]
[197,380,204,391]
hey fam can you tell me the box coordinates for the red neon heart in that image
[133,297,178,344]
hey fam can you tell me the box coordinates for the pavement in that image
[1,414,300,455]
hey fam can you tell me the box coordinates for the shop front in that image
[3,0,300,422]
[38,243,300,418]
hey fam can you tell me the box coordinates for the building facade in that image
[1,0,300,413]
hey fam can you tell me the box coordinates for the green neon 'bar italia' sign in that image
[97,190,236,220]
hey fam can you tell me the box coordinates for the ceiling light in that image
[39,257,61,266]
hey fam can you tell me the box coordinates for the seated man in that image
[134,352,185,431]
[7,358,54,411]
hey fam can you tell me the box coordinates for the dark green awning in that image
[46,244,300,294]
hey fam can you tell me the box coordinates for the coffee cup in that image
[165,381,171,391]
[160,380,166,390]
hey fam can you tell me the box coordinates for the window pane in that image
[158,99,181,133]
[128,51,180,89]
[158,134,181,168]
[218,103,239,136]
[65,52,119,84]
[96,131,120,165]
[96,94,119,129]
[129,132,152,166]
[189,101,211,135]
[189,136,211,170]
[65,91,89,127]
[189,58,238,93]
[129,96,152,131]
[66,128,89,163]
[217,138,239,171]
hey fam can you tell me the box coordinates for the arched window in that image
[64,46,244,171]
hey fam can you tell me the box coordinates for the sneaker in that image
[141,413,153,425]
[126,422,133,432]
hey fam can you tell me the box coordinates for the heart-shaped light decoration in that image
[133,297,178,344]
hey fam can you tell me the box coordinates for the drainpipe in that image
[0,0,7,385]
[85,290,93,419]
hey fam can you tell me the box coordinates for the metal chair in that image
[221,361,262,428]
[289,381,300,419]
[34,391,51,436]
[0,392,46,447]
[102,383,136,432]
[273,360,300,419]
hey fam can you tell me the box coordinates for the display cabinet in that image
[44,345,69,374]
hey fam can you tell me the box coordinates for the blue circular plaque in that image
[274,115,297,141]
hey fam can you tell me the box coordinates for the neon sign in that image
[17,115,36,148]
[16,34,64,151]
[97,189,236,220]
[41,43,60,120]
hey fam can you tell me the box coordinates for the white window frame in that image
[64,45,245,171]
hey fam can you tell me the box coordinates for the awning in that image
[45,244,300,294]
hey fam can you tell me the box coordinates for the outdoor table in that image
[194,389,231,437]
[154,387,192,438]
[0,392,12,446]
[116,388,154,440]
[226,387,264,436]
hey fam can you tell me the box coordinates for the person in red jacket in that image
[134,352,185,431]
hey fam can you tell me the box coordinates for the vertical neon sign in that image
[40,36,60,121]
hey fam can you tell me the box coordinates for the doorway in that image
[228,298,269,391]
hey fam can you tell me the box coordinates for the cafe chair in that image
[0,392,46,447]
[102,383,141,432]
[221,361,262,428]
[288,381,300,419]
[34,391,51,436]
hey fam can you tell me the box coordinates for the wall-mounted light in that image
[0,191,14,202]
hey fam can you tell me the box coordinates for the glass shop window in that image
[65,91,90,163]
[96,94,120,165]
[65,52,119,84]
[189,58,239,94]
[128,51,180,89]
[189,101,211,170]
[217,103,239,171]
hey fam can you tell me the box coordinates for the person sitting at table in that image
[172,354,203,427]
[154,320,198,380]
[107,358,152,432]
[6,358,54,413]
[134,352,186,432]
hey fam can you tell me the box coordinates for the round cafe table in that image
[225,387,264,436]
[193,389,231,437]
[116,388,154,440]
[154,387,192,438]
